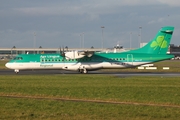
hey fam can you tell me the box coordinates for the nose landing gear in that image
[14,69,19,74]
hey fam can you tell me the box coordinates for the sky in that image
[0,0,180,49]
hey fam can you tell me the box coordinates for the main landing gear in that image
[79,68,88,74]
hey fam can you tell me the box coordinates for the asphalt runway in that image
[0,69,180,77]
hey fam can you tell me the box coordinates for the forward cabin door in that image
[127,54,133,66]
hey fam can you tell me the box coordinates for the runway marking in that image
[1,95,180,108]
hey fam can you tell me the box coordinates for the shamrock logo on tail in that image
[150,36,167,50]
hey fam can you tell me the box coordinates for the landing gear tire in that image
[83,69,88,74]
[14,69,19,74]
[79,69,88,74]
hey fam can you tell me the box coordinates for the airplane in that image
[5,26,174,74]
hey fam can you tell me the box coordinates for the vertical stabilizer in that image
[129,26,174,54]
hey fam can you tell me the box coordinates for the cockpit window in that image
[13,57,23,60]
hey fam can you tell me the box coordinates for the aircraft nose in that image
[5,63,11,69]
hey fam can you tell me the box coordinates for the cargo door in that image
[127,54,133,65]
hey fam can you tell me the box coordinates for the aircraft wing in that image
[62,50,94,59]
[77,50,94,57]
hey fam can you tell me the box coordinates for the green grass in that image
[1,75,180,119]
[1,97,180,120]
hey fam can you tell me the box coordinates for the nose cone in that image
[5,63,11,69]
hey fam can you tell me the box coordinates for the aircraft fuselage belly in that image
[5,61,149,71]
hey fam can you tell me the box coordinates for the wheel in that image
[83,69,88,74]
[79,69,88,74]
[79,69,83,73]
[14,69,19,74]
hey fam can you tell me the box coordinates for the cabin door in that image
[127,54,133,65]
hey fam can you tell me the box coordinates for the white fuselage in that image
[5,61,148,71]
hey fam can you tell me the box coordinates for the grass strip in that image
[1,74,180,119]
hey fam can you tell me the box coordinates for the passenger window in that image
[13,57,23,60]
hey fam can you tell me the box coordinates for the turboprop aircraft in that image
[5,26,174,73]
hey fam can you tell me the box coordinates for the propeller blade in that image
[59,46,65,57]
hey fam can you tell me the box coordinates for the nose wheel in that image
[14,69,19,74]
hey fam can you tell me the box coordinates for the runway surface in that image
[0,69,180,77]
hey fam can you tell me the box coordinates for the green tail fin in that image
[129,26,174,54]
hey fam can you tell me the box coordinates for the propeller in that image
[60,46,65,57]
[59,46,71,60]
